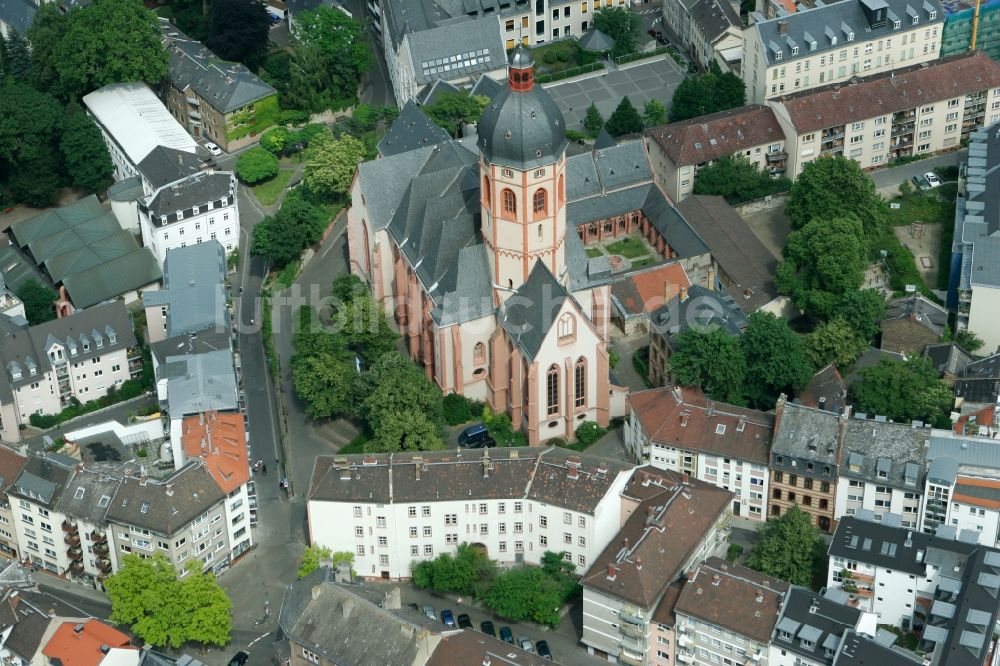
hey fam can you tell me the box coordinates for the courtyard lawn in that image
[252,168,295,206]
[530,40,594,74]
[605,236,650,259]
[888,191,953,228]
[585,247,604,258]
[629,257,656,269]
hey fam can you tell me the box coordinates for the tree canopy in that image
[251,189,330,266]
[851,357,953,427]
[2,30,31,81]
[592,7,640,56]
[804,317,868,369]
[669,61,746,121]
[303,130,367,201]
[747,506,825,587]
[785,157,886,243]
[642,99,667,127]
[692,154,791,204]
[583,102,604,137]
[236,147,279,184]
[206,0,270,69]
[669,328,747,404]
[411,543,497,600]
[60,109,114,193]
[106,554,232,648]
[15,279,57,325]
[741,312,812,408]
[605,96,643,137]
[833,289,887,342]
[422,93,490,137]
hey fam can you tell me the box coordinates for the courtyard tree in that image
[692,154,791,204]
[851,356,953,427]
[297,546,355,578]
[292,350,360,419]
[583,102,604,137]
[486,566,567,628]
[303,130,367,201]
[954,329,985,354]
[294,6,372,97]
[2,29,31,81]
[785,156,886,243]
[804,318,868,369]
[747,506,825,587]
[362,352,445,432]
[642,99,667,127]
[15,279,57,325]
[236,147,279,184]
[592,6,640,56]
[26,4,69,91]
[60,109,114,193]
[422,92,490,137]
[668,328,747,404]
[206,0,270,68]
[605,96,643,137]
[741,312,812,408]
[669,61,746,122]
[411,543,497,599]
[368,409,445,453]
[832,289,887,342]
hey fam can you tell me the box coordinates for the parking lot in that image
[543,55,686,131]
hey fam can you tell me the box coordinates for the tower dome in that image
[477,45,568,171]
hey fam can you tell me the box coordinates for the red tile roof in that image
[613,262,691,316]
[42,619,134,666]
[182,411,249,495]
[646,105,784,167]
[778,51,1000,134]
[954,405,996,436]
[629,386,774,464]
[953,476,1000,510]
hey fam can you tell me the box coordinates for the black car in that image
[458,423,496,448]
[499,626,514,644]
[480,620,496,637]
[457,613,473,629]
[536,640,553,660]
[228,652,249,666]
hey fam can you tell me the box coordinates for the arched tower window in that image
[483,176,492,208]
[574,357,586,408]
[502,189,517,216]
[558,174,565,206]
[532,189,547,219]
[362,222,371,274]
[546,364,559,416]
[473,342,486,365]
[557,313,575,340]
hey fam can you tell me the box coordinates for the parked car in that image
[924,171,942,188]
[422,605,436,620]
[441,609,456,627]
[519,637,535,653]
[912,174,930,190]
[227,652,249,666]
[480,621,496,636]
[536,640,553,660]
[457,613,473,629]
[499,626,514,644]
[458,423,495,448]
[204,141,223,156]
[407,603,420,611]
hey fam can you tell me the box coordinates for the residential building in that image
[835,415,928,527]
[647,582,684,666]
[625,386,773,520]
[0,445,27,559]
[143,241,230,344]
[159,20,279,151]
[924,342,975,384]
[42,619,138,666]
[307,448,634,579]
[770,398,843,532]
[83,82,198,182]
[798,365,848,414]
[0,586,112,665]
[646,286,749,387]
[767,587,878,666]
[427,628,553,666]
[580,467,732,664]
[921,430,1000,543]
[609,262,691,336]
[6,196,161,313]
[833,630,923,666]
[160,349,240,460]
[954,352,1000,407]
[673,557,790,665]
[743,0,945,105]
[0,302,140,442]
[645,106,788,202]
[675,195,784,315]
[880,294,949,355]
[953,125,1000,353]
[0,270,25,321]
[661,0,743,71]
[769,52,1000,179]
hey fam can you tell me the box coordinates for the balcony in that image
[821,145,844,156]
[620,622,646,639]
[93,541,109,556]
[90,530,107,544]
[63,533,80,547]
[677,650,695,665]
[822,128,845,141]
[62,519,78,534]
[186,96,199,106]
[618,649,645,666]
[96,557,112,573]
[68,561,84,575]
[67,546,83,561]
[619,609,645,626]
[766,150,788,163]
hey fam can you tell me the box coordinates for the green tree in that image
[669,61,746,122]
[60,110,113,193]
[746,506,825,586]
[368,409,445,453]
[15,279,57,325]
[851,357,953,426]
[583,102,604,137]
[297,545,355,578]
[668,328,747,404]
[294,6,372,100]
[485,566,567,628]
[741,312,812,408]
[411,543,497,599]
[27,4,70,92]
[292,351,360,419]
[693,153,790,204]
[422,92,490,137]
[605,96,643,137]
[592,7,639,56]
[50,0,168,100]
[955,329,985,354]
[206,0,270,68]
[785,157,886,243]
[804,318,868,369]
[642,99,667,127]
[236,147,279,184]
[8,146,62,207]
[2,29,31,81]
[0,83,63,165]
[709,60,746,110]
[303,130,367,201]
[177,561,233,647]
[260,126,289,154]
[362,352,445,431]
[832,289,886,341]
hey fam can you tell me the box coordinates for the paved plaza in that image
[543,55,686,131]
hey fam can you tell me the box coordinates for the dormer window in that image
[792,46,799,55]
[847,32,854,41]
[160,216,168,224]
[776,50,783,60]
[109,333,117,345]
[894,19,901,27]
[83,343,90,352]
[929,10,936,18]
[192,206,199,215]
[28,367,35,376]
[177,210,184,220]
[913,15,918,23]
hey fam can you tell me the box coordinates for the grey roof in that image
[565,139,652,200]
[150,328,232,366]
[830,515,976,577]
[9,454,76,509]
[106,461,226,535]
[958,128,1000,290]
[160,19,277,113]
[924,342,975,377]
[107,177,145,203]
[688,0,740,45]
[593,128,617,150]
[470,73,503,100]
[649,284,749,341]
[137,146,205,190]
[378,100,451,157]
[143,241,229,337]
[498,261,572,362]
[772,587,862,664]
[927,433,1000,477]
[833,629,923,666]
[579,28,614,52]
[923,547,1000,665]
[955,351,1000,404]
[751,0,944,68]
[839,418,928,489]
[163,349,238,416]
[143,172,234,221]
[414,78,461,107]
[928,455,961,486]
[56,468,123,524]
[772,400,842,467]
[0,0,36,34]
[70,430,133,467]
[0,587,91,661]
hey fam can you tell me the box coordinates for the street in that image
[868,149,966,195]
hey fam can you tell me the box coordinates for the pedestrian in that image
[275,458,279,466]
[263,464,268,475]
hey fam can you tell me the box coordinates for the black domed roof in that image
[477,49,568,171]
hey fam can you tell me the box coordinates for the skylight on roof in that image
[74,487,85,500]
[98,495,111,508]
[141,501,150,514]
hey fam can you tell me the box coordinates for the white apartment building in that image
[834,416,928,528]
[661,0,742,71]
[0,302,140,442]
[579,467,732,664]
[767,587,878,666]
[626,387,773,521]
[769,51,1000,178]
[307,448,634,579]
[743,0,944,104]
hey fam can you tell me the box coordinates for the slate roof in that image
[426,628,552,666]
[137,145,205,190]
[840,416,928,489]
[414,78,461,107]
[955,351,1000,404]
[107,177,144,203]
[0,0,37,34]
[9,453,76,510]
[143,241,229,338]
[162,349,239,416]
[309,447,633,515]
[833,630,923,666]
[779,51,1000,134]
[160,19,277,114]
[378,101,451,157]
[565,139,652,200]
[880,294,949,354]
[926,432,1000,482]
[143,172,235,220]
[772,400,842,469]
[798,365,848,413]
[649,284,749,342]
[579,28,614,52]
[646,105,785,167]
[630,386,774,464]
[580,467,732,609]
[830,515,976,578]
[751,0,944,68]
[675,557,789,644]
[924,342,975,378]
[106,461,225,535]
[470,73,503,100]
[676,194,779,312]
[56,468,124,525]
[959,126,1000,292]
[930,546,1000,666]
[150,328,231,365]
[771,587,863,664]
[498,261,573,362]
[689,0,740,44]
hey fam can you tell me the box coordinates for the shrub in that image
[726,543,744,562]
[575,421,607,446]
[556,48,571,62]
[279,109,310,126]
[565,129,585,142]
[29,413,58,429]
[260,127,289,154]
[117,379,144,401]
[443,393,472,426]
[236,147,279,184]
[547,438,567,448]
[542,49,559,64]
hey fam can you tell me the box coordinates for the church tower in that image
[477,46,569,301]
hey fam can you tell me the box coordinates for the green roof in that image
[62,249,162,309]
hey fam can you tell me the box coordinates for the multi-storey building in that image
[580,467,732,664]
[834,415,928,528]
[625,386,773,520]
[769,51,1000,178]
[767,587,878,666]
[921,430,1000,543]
[645,106,788,202]
[143,241,230,344]
[743,0,945,104]
[0,445,27,560]
[0,302,140,442]
[0,271,25,321]
[673,557,789,665]
[307,448,634,579]
[770,398,844,532]
[661,0,742,71]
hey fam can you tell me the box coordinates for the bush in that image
[260,127,289,154]
[279,109,310,126]
[543,49,559,64]
[236,147,279,184]
[116,379,144,401]
[726,543,744,562]
[566,129,585,142]
[443,393,472,426]
[575,421,607,446]
[548,437,567,448]
[556,48,571,62]
[935,165,960,182]
[29,413,58,429]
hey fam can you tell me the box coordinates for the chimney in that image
[755,592,764,603]
[707,267,716,291]
[679,286,689,302]
[415,465,421,481]
[74,623,85,635]
[100,646,110,655]
[682,472,690,484]
[165,484,174,497]
[636,556,643,570]
[311,585,322,600]
[483,658,492,666]
[687,570,697,582]
[778,19,788,34]
[606,563,617,580]
[624,537,629,549]
[664,281,673,302]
